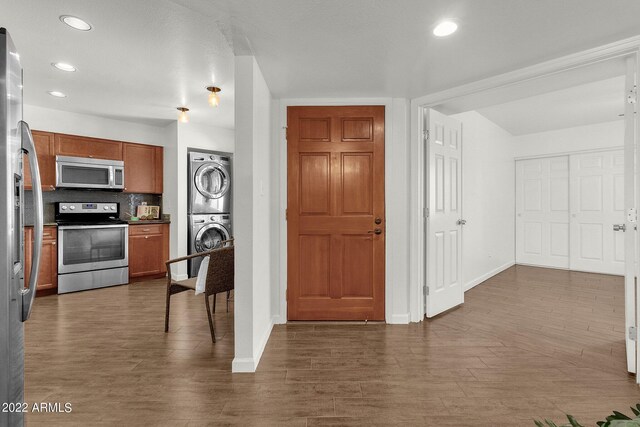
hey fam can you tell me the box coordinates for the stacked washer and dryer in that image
[188,150,233,278]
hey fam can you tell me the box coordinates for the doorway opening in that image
[413,51,639,378]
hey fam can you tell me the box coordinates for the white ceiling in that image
[2,0,235,128]
[476,76,626,136]
[2,0,640,128]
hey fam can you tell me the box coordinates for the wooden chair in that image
[164,240,234,343]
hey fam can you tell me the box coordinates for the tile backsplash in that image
[24,189,162,224]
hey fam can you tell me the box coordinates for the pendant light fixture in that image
[206,86,221,107]
[177,107,189,123]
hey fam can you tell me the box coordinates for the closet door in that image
[515,157,570,268]
[569,150,625,275]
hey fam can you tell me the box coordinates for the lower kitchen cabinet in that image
[24,226,58,296]
[128,223,170,282]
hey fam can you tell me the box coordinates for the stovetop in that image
[55,202,126,226]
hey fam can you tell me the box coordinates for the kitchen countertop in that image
[128,220,171,225]
[25,223,58,227]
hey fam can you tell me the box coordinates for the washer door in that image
[194,163,230,199]
[195,224,230,252]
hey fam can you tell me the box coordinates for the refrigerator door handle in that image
[19,121,43,322]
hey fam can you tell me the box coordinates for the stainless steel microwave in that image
[56,156,125,190]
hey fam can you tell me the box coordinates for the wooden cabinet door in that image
[123,143,163,194]
[55,133,123,160]
[287,106,385,321]
[24,226,58,294]
[24,131,56,191]
[129,234,164,277]
[128,224,169,280]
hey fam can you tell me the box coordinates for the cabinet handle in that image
[52,242,56,245]
[142,229,150,232]
[145,236,149,239]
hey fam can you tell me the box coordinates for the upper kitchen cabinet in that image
[24,130,56,191]
[55,133,123,160]
[123,143,163,194]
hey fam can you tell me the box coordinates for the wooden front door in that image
[287,106,385,320]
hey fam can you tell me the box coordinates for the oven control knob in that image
[104,206,109,210]
[61,205,67,210]
[69,206,75,210]
[111,206,116,211]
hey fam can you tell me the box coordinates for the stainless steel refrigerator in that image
[0,28,44,427]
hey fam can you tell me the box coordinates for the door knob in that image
[374,217,382,224]
[613,224,627,232]
[457,219,467,226]
[368,228,382,235]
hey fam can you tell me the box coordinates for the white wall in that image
[451,111,516,290]
[513,120,624,158]
[274,97,411,324]
[232,56,274,373]
[24,105,169,146]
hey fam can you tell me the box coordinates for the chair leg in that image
[165,287,171,333]
[226,290,231,313]
[205,294,217,343]
[213,293,217,313]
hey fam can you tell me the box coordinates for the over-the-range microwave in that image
[56,155,125,190]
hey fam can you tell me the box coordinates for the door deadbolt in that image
[374,217,382,224]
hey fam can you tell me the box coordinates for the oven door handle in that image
[58,224,129,230]
[20,121,43,322]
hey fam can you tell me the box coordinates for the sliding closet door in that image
[515,157,570,268]
[569,150,625,275]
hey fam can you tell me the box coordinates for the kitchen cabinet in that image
[55,133,123,160]
[24,226,58,296]
[128,223,170,281]
[123,143,163,194]
[23,131,56,191]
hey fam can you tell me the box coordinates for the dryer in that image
[188,213,232,277]
[188,150,232,214]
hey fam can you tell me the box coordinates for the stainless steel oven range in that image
[56,202,128,294]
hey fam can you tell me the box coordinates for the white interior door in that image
[425,109,464,317]
[569,150,625,275]
[515,157,570,268]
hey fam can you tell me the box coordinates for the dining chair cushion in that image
[195,255,210,295]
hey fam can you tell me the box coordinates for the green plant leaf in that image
[566,414,585,427]
[534,421,545,427]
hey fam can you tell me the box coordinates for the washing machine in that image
[188,213,233,277]
[188,150,232,214]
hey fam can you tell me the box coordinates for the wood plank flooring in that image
[24,265,640,426]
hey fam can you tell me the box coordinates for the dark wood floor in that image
[25,265,640,426]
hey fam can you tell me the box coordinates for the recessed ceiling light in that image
[433,20,458,37]
[47,91,67,98]
[60,15,92,31]
[52,62,76,72]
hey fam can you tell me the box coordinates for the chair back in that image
[205,245,234,296]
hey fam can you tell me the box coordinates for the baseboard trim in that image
[272,314,286,325]
[231,357,256,373]
[254,317,276,366]
[388,313,410,324]
[171,273,189,281]
[464,261,515,292]
[231,316,276,373]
